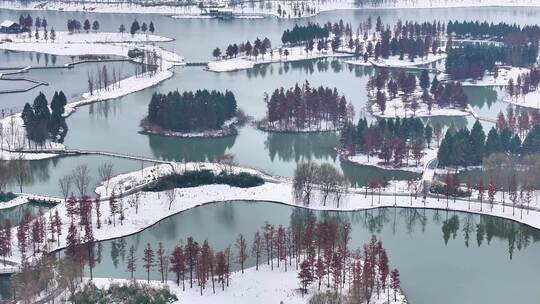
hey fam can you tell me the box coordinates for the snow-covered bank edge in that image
[207,46,352,73]
[0,195,27,210]
[503,92,540,110]
[139,117,240,138]
[85,260,407,304]
[339,147,437,174]
[345,53,445,69]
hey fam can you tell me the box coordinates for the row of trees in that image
[18,14,47,30]
[127,20,155,36]
[340,117,433,168]
[368,69,468,115]
[506,67,540,99]
[146,90,238,132]
[21,91,68,144]
[213,37,271,60]
[447,20,540,42]
[263,81,353,131]
[438,117,540,167]
[445,44,538,79]
[122,217,401,301]
[67,19,100,33]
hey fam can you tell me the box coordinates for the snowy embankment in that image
[140,117,239,138]
[341,147,438,174]
[0,31,172,44]
[460,66,529,87]
[207,46,351,72]
[0,196,28,210]
[88,261,406,304]
[370,92,471,119]
[345,53,446,69]
[503,91,540,110]
[5,161,540,265]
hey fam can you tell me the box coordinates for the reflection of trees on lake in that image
[363,208,391,233]
[456,154,540,189]
[442,214,459,245]
[0,204,46,226]
[146,133,236,161]
[425,115,468,130]
[265,131,339,163]
[88,99,122,119]
[464,86,499,110]
[340,161,419,187]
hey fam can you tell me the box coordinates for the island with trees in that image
[257,81,354,132]
[141,89,243,138]
[367,69,470,118]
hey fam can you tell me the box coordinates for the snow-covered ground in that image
[86,261,407,304]
[342,147,438,174]
[370,92,471,119]
[345,53,445,69]
[460,66,529,87]
[0,31,172,44]
[503,90,540,110]
[141,117,239,138]
[0,0,357,19]
[207,46,351,72]
[0,195,27,210]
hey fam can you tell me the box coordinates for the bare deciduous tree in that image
[293,162,319,206]
[165,188,176,210]
[58,175,73,201]
[72,165,91,197]
[98,162,114,195]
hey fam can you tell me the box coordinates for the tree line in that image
[146,90,238,133]
[438,114,540,168]
[262,81,353,131]
[506,67,540,99]
[21,91,68,145]
[121,216,401,302]
[212,37,272,60]
[340,117,432,168]
[18,14,47,30]
[447,20,540,42]
[445,43,538,79]
[281,22,330,45]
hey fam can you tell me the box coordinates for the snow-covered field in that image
[0,0,357,19]
[345,53,445,69]
[370,92,471,119]
[87,261,407,304]
[503,91,540,110]
[342,147,438,174]
[207,46,351,72]
[0,31,172,44]
[460,66,529,87]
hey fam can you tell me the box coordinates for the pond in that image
[54,201,540,304]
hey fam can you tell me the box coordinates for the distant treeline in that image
[447,20,540,42]
[445,44,538,79]
[147,90,237,132]
[281,23,330,44]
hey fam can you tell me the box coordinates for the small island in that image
[257,81,354,132]
[141,89,242,138]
